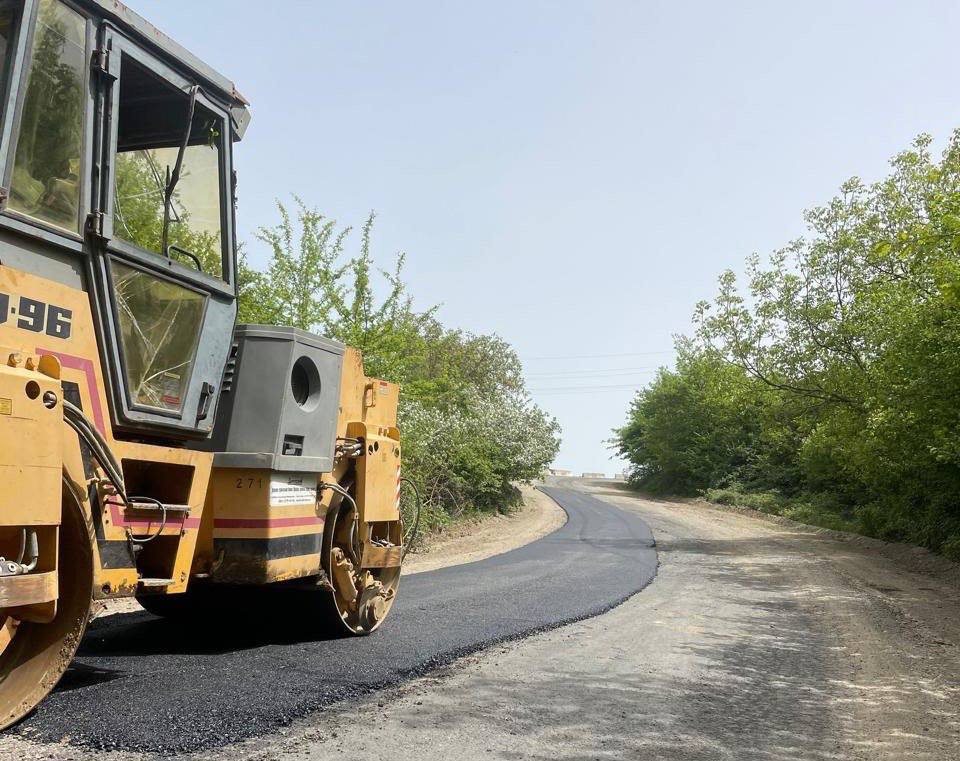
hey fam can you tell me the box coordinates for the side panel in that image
[346,422,401,524]
[337,347,400,431]
[206,468,324,584]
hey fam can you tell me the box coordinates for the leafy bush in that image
[702,488,741,506]
[400,393,559,530]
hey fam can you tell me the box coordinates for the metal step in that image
[138,578,175,588]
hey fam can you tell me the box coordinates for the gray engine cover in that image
[204,324,345,472]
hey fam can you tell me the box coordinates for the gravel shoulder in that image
[242,477,960,761]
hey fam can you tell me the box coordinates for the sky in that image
[128,0,960,475]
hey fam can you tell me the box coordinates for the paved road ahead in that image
[15,487,657,754]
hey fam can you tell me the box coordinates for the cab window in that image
[113,54,226,280]
[9,0,85,232]
[111,260,206,412]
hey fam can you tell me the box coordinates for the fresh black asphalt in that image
[15,486,658,754]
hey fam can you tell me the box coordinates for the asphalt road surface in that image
[12,486,658,754]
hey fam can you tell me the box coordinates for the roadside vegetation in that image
[615,133,960,559]
[239,200,561,532]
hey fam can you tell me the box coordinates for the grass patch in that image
[703,486,857,533]
[700,485,960,562]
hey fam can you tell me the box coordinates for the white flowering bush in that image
[400,392,560,528]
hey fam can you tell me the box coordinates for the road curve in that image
[14,486,657,754]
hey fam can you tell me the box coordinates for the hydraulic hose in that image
[62,400,167,543]
[20,530,38,573]
[7,528,38,575]
[321,481,361,566]
[123,496,168,544]
[63,399,125,494]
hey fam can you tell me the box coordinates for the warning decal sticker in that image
[269,473,318,507]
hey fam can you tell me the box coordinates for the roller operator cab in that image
[0,0,406,729]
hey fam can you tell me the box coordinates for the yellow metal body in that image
[201,467,325,584]
[0,349,62,623]
[0,264,403,616]
[340,348,402,525]
[0,354,62,527]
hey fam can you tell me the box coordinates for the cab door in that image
[89,24,237,439]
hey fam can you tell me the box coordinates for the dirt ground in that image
[402,484,567,574]
[237,478,960,761]
[5,479,960,760]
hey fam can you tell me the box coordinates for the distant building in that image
[548,468,573,476]
[581,472,606,479]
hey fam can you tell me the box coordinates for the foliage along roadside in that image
[239,199,561,532]
[615,132,960,560]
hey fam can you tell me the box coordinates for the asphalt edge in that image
[18,486,660,755]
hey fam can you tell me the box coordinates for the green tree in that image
[243,200,561,525]
[617,132,960,557]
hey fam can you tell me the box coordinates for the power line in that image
[524,367,660,378]
[529,383,644,394]
[522,350,674,361]
[533,390,639,396]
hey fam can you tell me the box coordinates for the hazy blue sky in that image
[129,1,960,474]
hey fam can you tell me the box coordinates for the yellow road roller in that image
[0,0,406,728]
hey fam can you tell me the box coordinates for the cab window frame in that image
[0,0,94,243]
[104,253,210,418]
[101,32,236,299]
